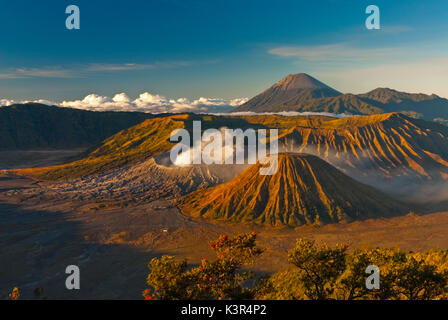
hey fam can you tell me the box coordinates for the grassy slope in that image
[18,115,187,180]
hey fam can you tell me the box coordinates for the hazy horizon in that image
[2,72,448,114]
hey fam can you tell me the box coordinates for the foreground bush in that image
[256,239,448,300]
[144,232,263,300]
[144,234,448,300]
[8,287,20,300]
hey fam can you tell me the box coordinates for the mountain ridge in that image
[17,112,448,191]
[0,103,155,150]
[233,74,448,120]
[234,73,342,112]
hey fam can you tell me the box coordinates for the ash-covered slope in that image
[16,111,448,205]
[278,113,448,190]
[177,153,409,226]
[10,157,249,203]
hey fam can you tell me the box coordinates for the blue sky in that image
[1,0,448,108]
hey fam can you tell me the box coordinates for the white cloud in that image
[268,44,403,62]
[23,99,58,105]
[0,61,193,79]
[112,93,131,103]
[0,95,357,118]
[0,68,73,79]
[0,92,249,114]
[85,63,155,72]
[0,99,15,106]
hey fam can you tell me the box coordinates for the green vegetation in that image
[145,233,448,300]
[144,232,262,300]
[7,287,20,300]
[260,239,448,300]
[22,115,186,179]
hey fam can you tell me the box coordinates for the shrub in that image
[263,240,448,300]
[287,239,347,300]
[8,287,20,300]
[144,232,263,300]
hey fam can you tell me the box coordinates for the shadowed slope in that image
[359,88,448,120]
[275,94,384,114]
[0,103,153,149]
[177,153,409,226]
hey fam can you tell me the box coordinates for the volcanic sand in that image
[2,174,448,299]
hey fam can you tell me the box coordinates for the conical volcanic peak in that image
[274,73,335,91]
[177,153,409,227]
[233,73,342,112]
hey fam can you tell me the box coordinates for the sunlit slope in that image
[276,113,448,184]
[177,153,409,226]
[18,115,186,179]
[16,113,262,180]
[18,112,448,187]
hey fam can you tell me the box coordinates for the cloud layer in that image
[1,94,354,118]
[268,44,403,63]
[0,62,192,79]
[0,92,249,114]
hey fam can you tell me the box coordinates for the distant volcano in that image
[177,153,409,226]
[233,73,342,112]
[268,73,337,91]
[233,74,448,121]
